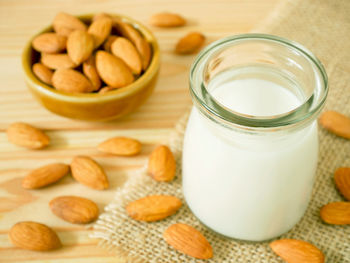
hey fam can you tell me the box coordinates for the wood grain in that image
[0,0,280,261]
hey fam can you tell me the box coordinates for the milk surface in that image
[182,74,318,241]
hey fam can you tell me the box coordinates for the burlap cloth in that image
[92,0,350,262]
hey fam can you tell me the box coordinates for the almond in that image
[67,30,94,65]
[92,12,112,22]
[9,221,61,251]
[71,155,109,190]
[96,51,134,88]
[32,63,53,85]
[50,196,99,224]
[149,12,186,27]
[99,86,115,94]
[83,55,101,91]
[319,111,350,139]
[22,163,69,189]
[320,201,350,225]
[32,32,66,53]
[103,35,118,52]
[52,68,93,93]
[334,167,350,200]
[111,37,142,75]
[175,32,205,54]
[163,223,213,259]
[53,12,87,37]
[7,122,49,149]
[98,136,141,156]
[41,53,77,70]
[270,239,325,263]
[126,195,182,222]
[88,16,112,48]
[148,145,176,182]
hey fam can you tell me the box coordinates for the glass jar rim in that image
[189,33,328,131]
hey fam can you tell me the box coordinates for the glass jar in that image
[182,34,328,242]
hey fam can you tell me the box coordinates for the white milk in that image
[182,71,319,241]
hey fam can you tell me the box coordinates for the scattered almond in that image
[334,167,350,200]
[71,155,109,190]
[96,50,134,88]
[163,223,213,259]
[52,68,94,93]
[67,30,94,65]
[270,239,324,263]
[53,12,87,37]
[149,12,186,27]
[7,122,49,149]
[88,16,112,48]
[99,86,115,94]
[148,145,176,182]
[41,53,77,70]
[22,163,69,189]
[50,196,99,224]
[9,221,61,251]
[319,111,350,139]
[175,32,205,54]
[32,63,54,85]
[320,201,350,225]
[83,55,101,91]
[98,136,141,156]
[127,195,182,222]
[103,35,118,52]
[32,32,66,53]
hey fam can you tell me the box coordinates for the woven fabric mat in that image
[92,0,350,262]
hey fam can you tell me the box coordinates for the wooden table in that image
[0,0,280,261]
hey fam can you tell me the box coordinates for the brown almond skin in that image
[88,16,112,48]
[71,155,109,190]
[53,12,87,37]
[163,223,213,259]
[41,53,77,70]
[82,55,101,91]
[103,35,118,52]
[7,122,49,149]
[32,63,53,85]
[319,111,350,139]
[67,30,94,65]
[50,196,99,224]
[9,221,61,251]
[32,32,66,53]
[148,145,176,182]
[149,12,186,27]
[22,163,70,189]
[111,37,142,75]
[52,68,94,93]
[320,202,350,225]
[334,167,350,200]
[96,51,134,88]
[126,195,182,222]
[175,32,205,55]
[270,239,325,263]
[98,136,141,156]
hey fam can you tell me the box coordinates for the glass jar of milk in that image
[182,34,328,242]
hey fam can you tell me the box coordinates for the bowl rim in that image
[22,13,160,103]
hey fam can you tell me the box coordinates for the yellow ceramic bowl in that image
[22,14,160,121]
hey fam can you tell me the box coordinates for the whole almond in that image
[88,16,112,48]
[41,53,77,70]
[7,122,49,149]
[320,201,350,225]
[22,163,70,189]
[163,223,213,259]
[175,32,205,55]
[99,86,115,94]
[52,68,93,93]
[53,12,87,37]
[319,111,350,139]
[32,63,53,85]
[334,167,350,200]
[67,30,94,65]
[149,12,186,27]
[126,195,182,222]
[96,51,134,88]
[83,55,101,91]
[32,32,66,53]
[270,239,325,263]
[148,145,176,182]
[103,35,118,52]
[98,136,141,156]
[92,13,112,22]
[9,221,61,251]
[71,155,109,190]
[50,196,99,224]
[111,37,142,75]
